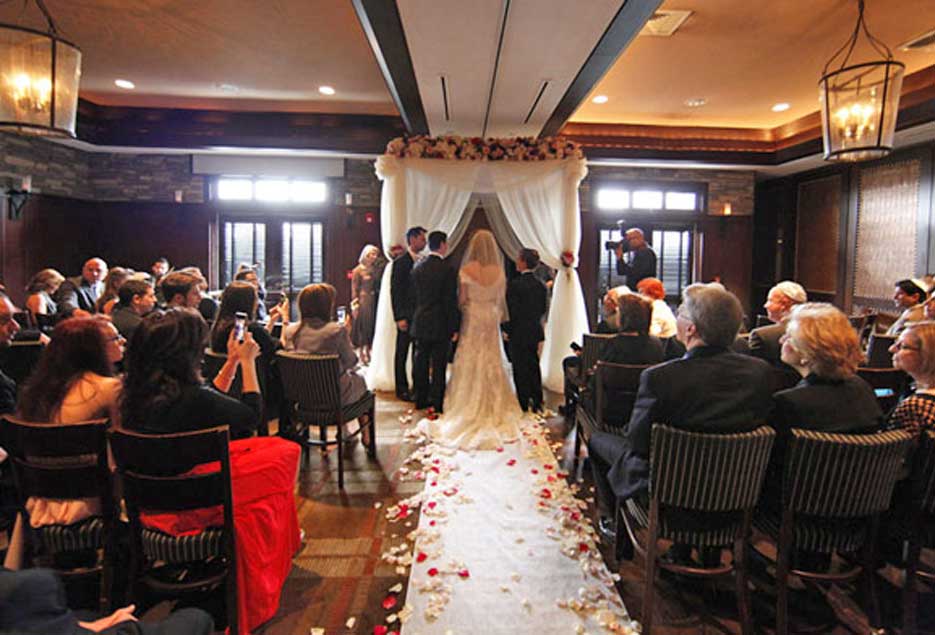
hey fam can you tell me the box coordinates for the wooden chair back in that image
[581,333,615,375]
[857,367,908,413]
[594,361,648,432]
[0,340,45,384]
[276,352,342,424]
[865,333,896,368]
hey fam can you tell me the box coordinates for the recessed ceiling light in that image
[684,97,706,108]
[591,95,609,104]
[771,102,791,112]
[114,79,135,90]
[318,85,335,95]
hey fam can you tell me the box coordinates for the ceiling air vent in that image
[900,28,935,52]
[639,10,692,37]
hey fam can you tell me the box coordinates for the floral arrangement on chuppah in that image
[385,135,584,161]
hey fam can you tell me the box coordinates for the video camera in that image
[604,220,628,252]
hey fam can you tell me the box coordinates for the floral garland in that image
[385,135,584,161]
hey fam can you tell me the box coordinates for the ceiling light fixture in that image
[591,95,608,104]
[684,97,706,108]
[0,0,81,137]
[318,85,335,96]
[819,0,904,162]
[114,79,134,90]
[771,102,790,112]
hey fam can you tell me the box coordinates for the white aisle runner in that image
[386,419,637,635]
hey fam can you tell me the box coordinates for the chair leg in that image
[336,424,344,489]
[862,518,882,629]
[226,567,239,635]
[904,535,921,635]
[572,418,582,477]
[775,510,794,635]
[367,405,377,458]
[642,500,659,635]
[734,535,753,635]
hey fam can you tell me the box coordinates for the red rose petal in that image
[374,627,388,635]
[496,447,504,452]
[530,469,539,475]
[571,512,582,521]
[540,488,552,499]
[427,501,437,509]
[429,520,437,526]
[431,481,438,487]
[416,551,428,563]
[382,595,398,610]
[547,475,556,483]
[506,459,517,466]
[544,464,554,470]
[578,542,589,552]
[427,567,439,576]
[458,569,470,578]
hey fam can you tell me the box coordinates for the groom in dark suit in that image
[503,248,547,412]
[410,231,460,412]
[390,226,426,400]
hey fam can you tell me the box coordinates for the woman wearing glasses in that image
[888,321,935,433]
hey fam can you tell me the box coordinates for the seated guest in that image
[582,294,664,424]
[5,317,124,570]
[121,308,300,634]
[122,308,260,439]
[636,277,676,338]
[24,268,64,322]
[888,321,935,433]
[588,283,774,547]
[160,270,204,311]
[234,265,268,321]
[0,567,213,634]
[748,280,807,389]
[210,281,284,359]
[94,266,131,315]
[55,257,107,319]
[281,283,369,438]
[111,279,157,340]
[770,303,881,438]
[887,278,928,335]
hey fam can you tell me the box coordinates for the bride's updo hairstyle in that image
[460,229,503,272]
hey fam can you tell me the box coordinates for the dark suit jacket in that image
[410,254,460,342]
[749,321,800,390]
[503,271,546,344]
[610,345,775,499]
[587,334,665,424]
[390,252,416,323]
[615,246,657,288]
[54,276,98,317]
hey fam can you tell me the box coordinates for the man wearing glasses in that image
[0,292,21,415]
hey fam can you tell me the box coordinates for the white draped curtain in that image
[367,156,589,393]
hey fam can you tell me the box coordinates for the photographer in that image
[613,227,657,289]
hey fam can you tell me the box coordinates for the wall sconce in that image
[722,202,732,216]
[345,192,353,206]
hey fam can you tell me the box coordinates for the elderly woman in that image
[888,321,935,433]
[636,277,676,338]
[350,244,381,364]
[771,303,882,434]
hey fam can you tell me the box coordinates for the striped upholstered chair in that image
[619,424,776,635]
[276,351,376,489]
[754,428,914,635]
[2,416,113,611]
[109,425,238,635]
[903,429,935,634]
[572,361,648,474]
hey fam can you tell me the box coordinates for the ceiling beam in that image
[352,0,429,136]
[539,0,662,138]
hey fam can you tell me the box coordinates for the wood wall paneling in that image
[795,175,841,295]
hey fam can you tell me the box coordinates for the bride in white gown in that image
[421,229,524,450]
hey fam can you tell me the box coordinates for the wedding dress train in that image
[421,270,523,450]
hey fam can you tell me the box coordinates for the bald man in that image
[614,228,657,289]
[54,257,107,319]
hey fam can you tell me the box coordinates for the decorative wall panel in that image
[795,175,840,294]
[853,159,921,301]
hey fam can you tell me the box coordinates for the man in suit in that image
[588,283,774,551]
[614,228,656,289]
[390,226,426,401]
[54,257,107,319]
[749,280,807,389]
[0,292,20,415]
[410,231,459,412]
[504,248,547,412]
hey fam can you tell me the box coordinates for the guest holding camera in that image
[613,228,657,289]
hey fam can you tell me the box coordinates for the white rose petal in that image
[344,617,356,629]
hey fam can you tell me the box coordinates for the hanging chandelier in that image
[819,0,904,162]
[0,0,80,137]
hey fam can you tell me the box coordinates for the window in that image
[652,229,692,298]
[595,183,704,213]
[222,222,266,286]
[282,221,324,293]
[216,177,327,204]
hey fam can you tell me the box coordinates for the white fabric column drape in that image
[368,156,589,394]
[495,159,589,392]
